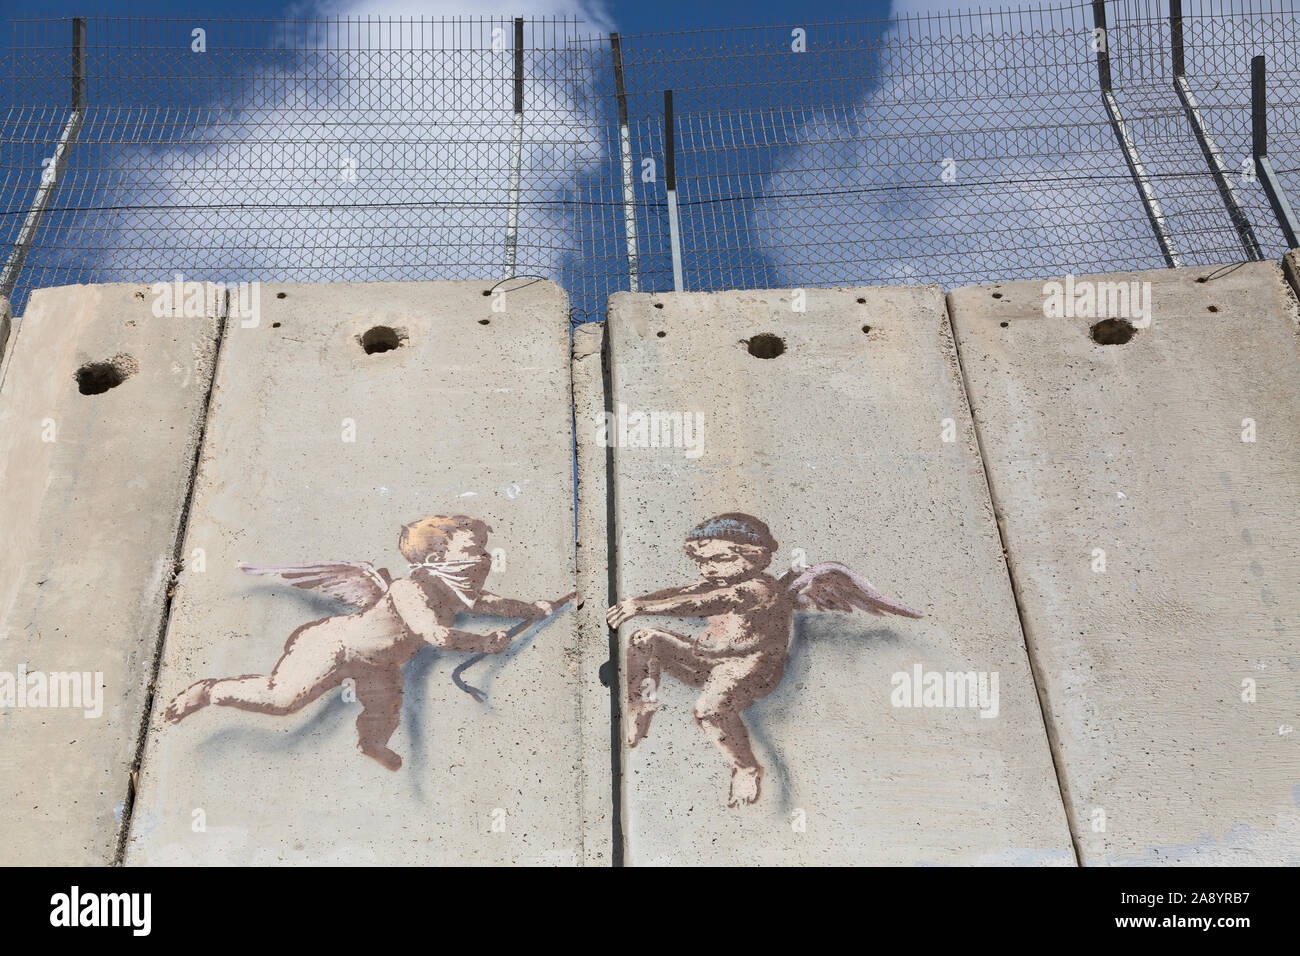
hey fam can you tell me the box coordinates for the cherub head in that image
[684,513,777,583]
[400,515,492,567]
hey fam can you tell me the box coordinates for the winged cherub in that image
[606,513,922,807]
[165,515,575,770]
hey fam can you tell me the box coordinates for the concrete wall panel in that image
[572,322,616,866]
[0,295,11,363]
[125,281,590,865]
[0,283,220,864]
[605,288,1074,865]
[950,262,1300,864]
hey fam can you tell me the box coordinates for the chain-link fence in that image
[2,1,1298,322]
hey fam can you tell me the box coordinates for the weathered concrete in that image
[0,295,11,363]
[126,281,591,865]
[949,262,1300,865]
[572,322,615,866]
[0,283,221,865]
[1284,249,1300,303]
[605,288,1074,865]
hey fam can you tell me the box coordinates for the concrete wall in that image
[1285,250,1300,300]
[0,283,221,864]
[950,261,1300,864]
[2,256,1298,866]
[603,288,1073,865]
[0,295,11,364]
[124,281,594,864]
[572,322,617,866]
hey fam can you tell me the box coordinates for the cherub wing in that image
[238,561,392,610]
[781,561,923,619]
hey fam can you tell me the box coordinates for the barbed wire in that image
[1,2,1297,323]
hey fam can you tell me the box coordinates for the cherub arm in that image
[636,583,751,616]
[387,579,511,653]
[606,580,763,627]
[470,590,577,621]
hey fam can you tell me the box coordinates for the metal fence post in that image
[1252,55,1300,249]
[1169,0,1263,260]
[610,34,640,293]
[1091,0,1180,267]
[0,17,87,299]
[504,17,524,278]
[664,89,683,292]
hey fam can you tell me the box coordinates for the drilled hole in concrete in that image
[992,291,1003,299]
[856,297,866,304]
[482,289,492,296]
[276,292,287,299]
[271,321,281,328]
[656,330,667,338]
[653,303,664,309]
[478,319,490,325]
[1207,305,1220,313]
[746,333,785,359]
[1196,276,1208,283]
[861,325,872,334]
[1090,317,1135,345]
[360,326,404,354]
[1000,321,1009,328]
[76,354,137,395]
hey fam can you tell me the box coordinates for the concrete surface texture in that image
[1285,249,1300,300]
[0,295,10,362]
[571,322,616,866]
[950,261,1300,864]
[5,257,1296,868]
[0,283,221,864]
[604,287,1074,865]
[125,281,591,865]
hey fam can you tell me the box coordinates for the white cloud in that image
[749,0,1293,288]
[61,0,1299,310]
[95,1,614,297]
[312,0,613,31]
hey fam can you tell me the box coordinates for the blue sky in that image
[1,0,900,32]
[0,0,935,317]
[0,0,912,68]
[4,1,1294,318]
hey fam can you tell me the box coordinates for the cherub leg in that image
[694,652,784,807]
[351,664,404,771]
[624,627,709,748]
[165,625,345,723]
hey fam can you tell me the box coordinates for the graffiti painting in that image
[608,513,922,807]
[166,515,576,770]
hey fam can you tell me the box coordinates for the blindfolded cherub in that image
[166,515,575,770]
